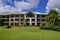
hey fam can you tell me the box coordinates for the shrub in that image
[53,27,60,32]
[40,26,60,32]
[7,25,12,28]
[40,26,53,30]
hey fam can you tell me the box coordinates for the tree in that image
[46,9,58,26]
[55,19,60,26]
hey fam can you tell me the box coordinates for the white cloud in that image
[0,0,3,7]
[46,0,60,13]
[14,1,30,9]
[0,0,39,14]
[14,0,39,10]
[0,5,17,14]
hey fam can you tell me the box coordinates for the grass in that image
[0,26,60,40]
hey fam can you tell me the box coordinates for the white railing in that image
[41,17,46,19]
[31,21,35,23]
[26,17,35,19]
[3,21,9,23]
[37,21,40,23]
[37,17,41,19]
[26,21,30,23]
[41,21,46,23]
[0,18,9,19]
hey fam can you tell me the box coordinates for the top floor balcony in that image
[26,17,35,19]
[10,17,24,19]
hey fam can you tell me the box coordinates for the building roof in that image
[0,12,48,15]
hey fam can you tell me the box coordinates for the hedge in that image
[40,26,60,32]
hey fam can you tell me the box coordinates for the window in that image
[41,16,45,18]
[11,23,13,26]
[6,16,10,18]
[26,19,29,21]
[37,19,40,21]
[58,16,60,17]
[11,15,14,17]
[2,19,9,21]
[0,15,2,18]
[2,20,5,21]
[15,23,19,26]
[26,13,34,17]
[11,19,13,21]
[32,19,35,21]
[5,23,9,25]
[20,15,24,17]
[21,19,24,21]
[15,19,19,21]
[37,15,40,17]
[5,19,9,21]
[32,23,35,26]
[2,16,6,18]
[26,23,30,26]
[41,19,45,21]
[41,23,46,26]
[37,23,40,26]
[15,15,19,17]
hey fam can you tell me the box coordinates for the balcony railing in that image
[37,17,41,19]
[0,18,9,19]
[3,21,9,23]
[26,17,35,19]
[41,21,46,23]
[31,21,35,23]
[10,17,24,19]
[37,21,40,23]
[26,21,30,23]
[58,17,60,19]
[41,17,46,19]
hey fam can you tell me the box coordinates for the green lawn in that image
[0,26,60,40]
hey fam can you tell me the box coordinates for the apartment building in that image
[0,11,47,26]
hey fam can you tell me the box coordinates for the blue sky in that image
[0,0,60,14]
[23,0,48,13]
[5,0,48,13]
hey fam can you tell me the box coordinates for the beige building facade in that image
[0,11,47,26]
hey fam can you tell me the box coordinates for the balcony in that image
[20,17,24,19]
[31,21,35,23]
[10,21,19,23]
[41,17,46,19]
[58,16,60,19]
[41,21,46,23]
[0,18,9,19]
[26,21,30,23]
[26,17,29,19]
[26,17,35,19]
[37,17,40,19]
[58,17,60,19]
[32,17,35,19]
[15,17,19,19]
[10,17,24,19]
[4,21,9,23]
[37,21,40,23]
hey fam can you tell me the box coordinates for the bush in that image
[7,25,12,28]
[40,26,53,30]
[40,26,60,32]
[53,27,60,32]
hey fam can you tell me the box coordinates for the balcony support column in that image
[35,14,37,26]
[30,18,32,26]
[40,16,42,26]
[13,15,15,26]
[9,16,11,26]
[19,15,21,26]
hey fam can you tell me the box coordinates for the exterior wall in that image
[0,13,47,26]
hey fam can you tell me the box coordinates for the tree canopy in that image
[46,9,59,26]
